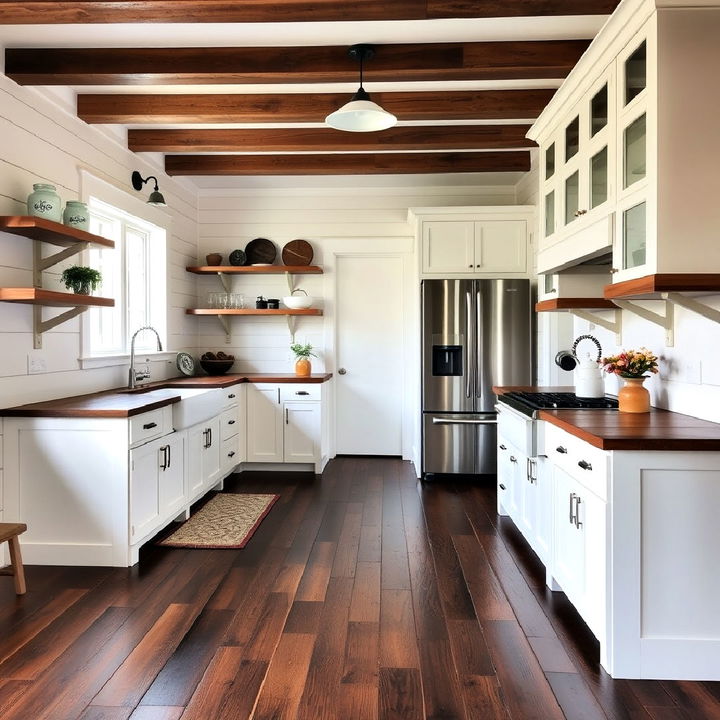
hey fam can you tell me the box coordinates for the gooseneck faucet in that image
[128,326,163,389]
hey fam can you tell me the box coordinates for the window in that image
[83,198,167,359]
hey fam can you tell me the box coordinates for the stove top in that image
[499,391,618,418]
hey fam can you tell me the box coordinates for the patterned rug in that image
[159,493,279,549]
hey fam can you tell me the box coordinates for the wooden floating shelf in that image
[536,298,617,312]
[186,308,322,316]
[0,215,114,249]
[604,273,720,299]
[0,288,114,307]
[186,265,322,275]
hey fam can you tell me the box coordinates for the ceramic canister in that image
[27,183,62,223]
[63,201,89,231]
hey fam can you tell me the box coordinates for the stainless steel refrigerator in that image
[422,278,532,476]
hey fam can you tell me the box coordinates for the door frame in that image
[325,249,419,469]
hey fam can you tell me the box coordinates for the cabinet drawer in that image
[545,423,608,501]
[497,404,534,457]
[220,408,239,441]
[130,407,170,447]
[280,384,321,402]
[223,383,242,407]
[221,436,240,470]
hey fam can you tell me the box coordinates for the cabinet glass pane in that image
[590,147,608,209]
[625,40,646,105]
[623,202,646,269]
[545,143,555,180]
[624,113,646,189]
[590,84,608,136]
[565,117,579,161]
[565,171,579,225]
[543,274,555,294]
[545,190,555,237]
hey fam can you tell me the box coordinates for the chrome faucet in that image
[128,326,163,389]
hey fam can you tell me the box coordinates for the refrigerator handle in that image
[465,290,474,399]
[476,288,483,398]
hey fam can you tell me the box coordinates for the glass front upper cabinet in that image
[565,172,579,225]
[624,114,646,189]
[565,117,580,162]
[590,83,608,137]
[623,202,646,269]
[590,147,608,209]
[545,143,555,181]
[545,191,555,237]
[625,40,647,105]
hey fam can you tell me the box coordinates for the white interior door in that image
[336,255,403,455]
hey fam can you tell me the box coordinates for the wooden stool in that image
[0,523,27,595]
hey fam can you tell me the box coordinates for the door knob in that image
[338,368,347,375]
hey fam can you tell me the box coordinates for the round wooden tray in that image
[245,237,276,265]
[281,239,313,266]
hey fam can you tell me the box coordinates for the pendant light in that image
[325,44,397,132]
[131,171,167,207]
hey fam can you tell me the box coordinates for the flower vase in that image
[295,356,311,377]
[618,377,650,413]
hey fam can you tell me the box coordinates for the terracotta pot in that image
[295,356,311,377]
[206,253,223,266]
[618,377,650,413]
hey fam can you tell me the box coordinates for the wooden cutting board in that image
[281,239,313,266]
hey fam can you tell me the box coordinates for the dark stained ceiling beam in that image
[164,152,531,176]
[128,125,535,153]
[7,41,590,85]
[0,1,621,24]
[78,89,556,124]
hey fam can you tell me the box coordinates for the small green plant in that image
[290,342,316,358]
[61,265,102,295]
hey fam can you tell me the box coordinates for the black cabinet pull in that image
[509,456,517,463]
[159,445,168,470]
[208,428,213,447]
[499,444,507,450]
[296,391,309,396]
[143,422,157,430]
[499,483,506,490]
[578,460,592,471]
[228,393,236,399]
[167,444,171,469]
[228,451,236,458]
[228,420,236,425]
[556,446,568,454]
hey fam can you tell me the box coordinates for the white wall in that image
[0,76,199,407]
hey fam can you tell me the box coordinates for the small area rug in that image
[159,493,279,549]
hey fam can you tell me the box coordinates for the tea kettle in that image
[572,334,605,398]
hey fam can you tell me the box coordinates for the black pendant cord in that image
[359,51,364,92]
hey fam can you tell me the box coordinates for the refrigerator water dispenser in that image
[432,345,463,376]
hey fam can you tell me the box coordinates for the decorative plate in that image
[176,352,196,377]
[245,237,276,265]
[281,239,314,266]
[229,248,246,266]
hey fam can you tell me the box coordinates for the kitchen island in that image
[496,388,720,681]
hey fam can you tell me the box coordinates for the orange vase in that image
[295,356,311,377]
[618,377,650,413]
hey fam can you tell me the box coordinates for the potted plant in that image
[601,347,659,413]
[60,266,102,295]
[290,342,316,377]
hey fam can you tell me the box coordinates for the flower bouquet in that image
[601,347,658,413]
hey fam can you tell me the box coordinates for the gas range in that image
[499,391,618,419]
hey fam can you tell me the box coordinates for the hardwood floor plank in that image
[331,504,363,578]
[340,682,380,720]
[546,671,610,720]
[358,524,382,563]
[282,600,324,635]
[446,618,495,677]
[77,707,131,720]
[342,621,380,685]
[349,562,381,623]
[294,541,337,602]
[379,667,424,720]
[213,658,269,720]
[658,681,720,720]
[459,675,510,720]
[128,707,184,720]
[0,679,30,716]
[528,636,579,674]
[379,589,420,669]
[241,592,293,662]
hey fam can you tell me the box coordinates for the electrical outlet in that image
[27,351,47,374]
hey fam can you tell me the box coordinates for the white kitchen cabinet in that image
[410,207,533,278]
[246,383,284,463]
[186,416,221,501]
[530,3,720,282]
[283,401,320,463]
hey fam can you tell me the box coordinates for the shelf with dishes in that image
[0,216,115,348]
[186,308,322,317]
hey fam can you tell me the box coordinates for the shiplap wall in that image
[0,75,199,407]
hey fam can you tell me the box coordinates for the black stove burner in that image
[500,391,618,417]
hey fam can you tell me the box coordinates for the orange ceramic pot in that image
[618,377,650,413]
[295,356,311,377]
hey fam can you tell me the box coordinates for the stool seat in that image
[0,523,27,595]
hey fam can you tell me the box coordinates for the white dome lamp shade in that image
[325,44,397,132]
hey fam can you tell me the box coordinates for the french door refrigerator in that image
[422,278,531,476]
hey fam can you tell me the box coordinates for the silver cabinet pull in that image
[574,496,583,529]
[432,417,497,425]
[578,460,592,471]
[338,368,347,375]
[569,492,576,524]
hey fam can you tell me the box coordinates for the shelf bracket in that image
[662,292,720,326]
[570,309,623,344]
[286,315,297,343]
[33,241,90,286]
[285,272,296,294]
[216,314,231,343]
[33,305,89,349]
[216,272,231,294]
[612,299,674,347]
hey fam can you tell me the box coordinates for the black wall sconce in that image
[131,171,167,207]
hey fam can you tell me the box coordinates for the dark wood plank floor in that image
[1,457,719,719]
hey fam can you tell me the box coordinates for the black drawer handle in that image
[295,391,309,396]
[228,393,236,399]
[556,446,568,454]
[143,422,157,430]
[499,483,506,490]
[228,451,236,458]
[228,419,236,425]
[509,456,517,463]
[578,460,593,471]
[499,444,507,450]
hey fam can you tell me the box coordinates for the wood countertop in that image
[0,373,333,418]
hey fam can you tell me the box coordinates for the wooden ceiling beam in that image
[0,1,621,24]
[128,125,534,153]
[7,41,589,86]
[78,89,556,124]
[164,152,531,176]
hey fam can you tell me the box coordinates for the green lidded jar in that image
[27,183,62,223]
[63,201,89,231]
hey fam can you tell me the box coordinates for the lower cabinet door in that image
[247,384,283,462]
[187,424,205,499]
[129,439,162,542]
[283,402,320,462]
[202,416,221,488]
[159,433,185,520]
[534,456,552,564]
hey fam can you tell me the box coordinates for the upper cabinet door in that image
[474,220,527,274]
[422,221,475,273]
